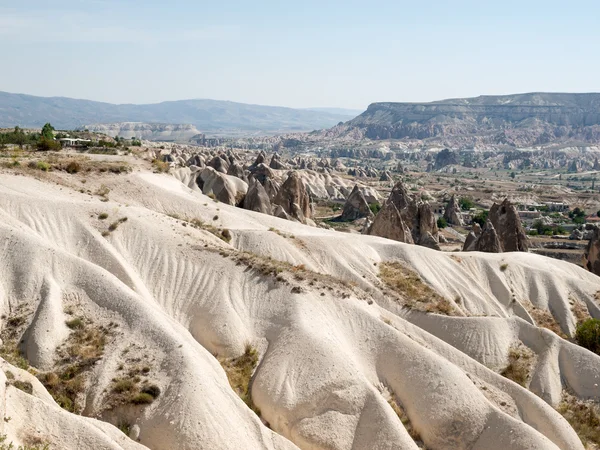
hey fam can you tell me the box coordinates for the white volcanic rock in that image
[0,167,597,450]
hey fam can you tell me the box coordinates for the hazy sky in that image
[1,0,599,109]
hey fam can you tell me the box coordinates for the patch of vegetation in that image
[471,210,489,227]
[568,207,587,225]
[379,262,457,315]
[98,213,108,220]
[65,161,81,174]
[65,317,84,330]
[105,217,128,234]
[34,161,50,171]
[0,126,40,147]
[369,202,382,215]
[151,159,170,173]
[387,394,426,448]
[521,301,566,338]
[459,197,475,210]
[575,319,600,355]
[500,263,508,272]
[95,185,110,201]
[37,319,109,413]
[500,344,535,387]
[0,434,49,450]
[219,344,260,415]
[10,380,33,395]
[531,220,567,236]
[0,309,31,370]
[188,218,231,243]
[106,361,160,408]
[557,392,600,448]
[436,217,447,229]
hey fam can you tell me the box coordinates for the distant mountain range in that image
[0,91,357,135]
[333,93,600,147]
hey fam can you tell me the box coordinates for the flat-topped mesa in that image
[338,93,600,145]
[340,185,373,222]
[367,180,439,249]
[463,199,529,253]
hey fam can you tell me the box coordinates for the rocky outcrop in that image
[462,223,481,251]
[488,199,529,252]
[197,167,248,206]
[340,185,373,221]
[227,162,246,180]
[463,199,528,253]
[475,220,502,253]
[584,225,600,276]
[367,180,439,247]
[379,171,393,182]
[443,195,464,226]
[434,149,459,170]
[243,180,272,215]
[270,154,286,170]
[207,155,230,174]
[367,202,413,244]
[272,172,312,223]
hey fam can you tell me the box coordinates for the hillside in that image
[335,92,600,147]
[0,91,355,135]
[0,151,598,449]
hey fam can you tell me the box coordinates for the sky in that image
[1,0,599,110]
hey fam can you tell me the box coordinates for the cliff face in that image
[341,93,600,146]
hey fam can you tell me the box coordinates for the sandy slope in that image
[0,169,599,449]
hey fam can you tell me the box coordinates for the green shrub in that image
[459,197,475,210]
[437,217,448,228]
[36,137,61,152]
[65,318,84,330]
[98,213,108,220]
[12,380,33,394]
[576,319,600,355]
[141,384,161,398]
[369,202,382,215]
[472,210,489,227]
[36,161,51,171]
[130,393,154,404]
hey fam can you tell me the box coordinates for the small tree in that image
[37,137,61,151]
[472,210,489,227]
[459,197,475,211]
[41,123,55,140]
[576,319,600,355]
[437,217,448,229]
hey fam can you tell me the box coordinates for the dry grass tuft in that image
[379,262,457,315]
[571,299,591,325]
[38,320,109,413]
[500,344,535,387]
[521,300,566,337]
[557,392,600,449]
[151,159,170,173]
[0,434,49,450]
[388,394,427,448]
[219,344,260,415]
